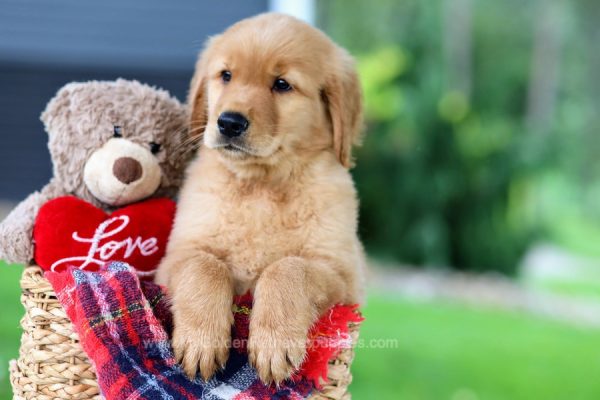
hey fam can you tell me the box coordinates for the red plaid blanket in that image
[46,262,362,400]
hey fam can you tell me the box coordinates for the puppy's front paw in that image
[172,308,232,381]
[247,322,307,385]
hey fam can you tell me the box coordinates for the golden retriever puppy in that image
[156,12,365,384]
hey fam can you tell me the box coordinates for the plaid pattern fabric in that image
[46,262,361,400]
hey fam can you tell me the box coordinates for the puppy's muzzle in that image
[218,111,249,138]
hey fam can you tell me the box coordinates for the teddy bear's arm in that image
[0,179,66,265]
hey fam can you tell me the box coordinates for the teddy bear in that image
[0,79,192,266]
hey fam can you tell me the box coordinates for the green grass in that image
[0,263,599,399]
[530,279,600,302]
[0,263,25,400]
[351,294,600,400]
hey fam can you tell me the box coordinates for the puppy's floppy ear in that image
[322,48,364,168]
[187,52,209,139]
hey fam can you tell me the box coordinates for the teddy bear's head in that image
[41,79,191,207]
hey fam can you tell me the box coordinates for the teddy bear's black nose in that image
[218,112,249,138]
[113,157,143,184]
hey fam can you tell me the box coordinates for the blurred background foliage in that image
[318,0,600,274]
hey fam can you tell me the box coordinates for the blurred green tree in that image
[317,0,578,273]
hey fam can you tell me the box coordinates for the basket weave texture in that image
[10,266,358,400]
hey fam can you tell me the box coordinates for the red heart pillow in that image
[34,196,175,277]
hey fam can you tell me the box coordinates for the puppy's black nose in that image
[218,112,249,138]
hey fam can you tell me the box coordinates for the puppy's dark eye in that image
[273,78,292,92]
[221,70,232,83]
[113,126,123,138]
[150,142,161,154]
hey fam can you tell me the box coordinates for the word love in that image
[50,215,159,274]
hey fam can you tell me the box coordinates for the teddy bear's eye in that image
[113,126,123,138]
[150,142,161,154]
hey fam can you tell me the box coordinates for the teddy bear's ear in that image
[40,83,78,135]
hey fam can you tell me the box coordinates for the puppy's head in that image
[189,13,363,173]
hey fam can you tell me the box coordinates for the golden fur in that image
[156,13,366,384]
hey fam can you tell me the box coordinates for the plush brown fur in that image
[155,13,366,384]
[0,80,191,265]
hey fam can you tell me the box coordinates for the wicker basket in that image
[10,266,359,399]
